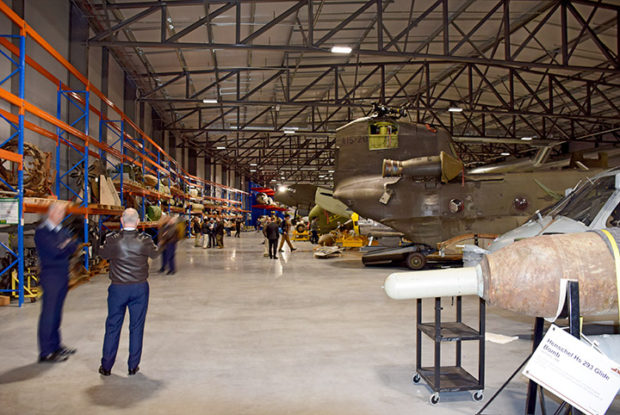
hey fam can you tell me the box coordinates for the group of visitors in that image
[261,214,297,259]
[190,215,244,249]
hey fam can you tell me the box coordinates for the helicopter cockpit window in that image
[368,121,398,150]
[556,176,616,226]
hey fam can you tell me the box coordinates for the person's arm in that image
[99,234,115,260]
[141,234,160,258]
[35,228,76,259]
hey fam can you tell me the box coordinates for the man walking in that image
[264,216,280,259]
[159,216,178,274]
[278,214,297,253]
[34,202,79,363]
[207,218,216,248]
[98,208,158,376]
[215,216,225,249]
[234,215,242,238]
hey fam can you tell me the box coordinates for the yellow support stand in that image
[11,268,40,302]
[292,230,310,241]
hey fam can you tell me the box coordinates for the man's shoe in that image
[39,351,69,363]
[291,248,297,252]
[58,346,77,356]
[278,249,284,252]
[166,270,175,275]
[128,366,140,376]
[98,365,111,376]
[158,268,165,273]
[273,256,278,259]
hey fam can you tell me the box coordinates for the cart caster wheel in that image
[430,393,440,405]
[472,391,484,401]
[412,374,421,384]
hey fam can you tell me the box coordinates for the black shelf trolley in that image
[413,296,485,404]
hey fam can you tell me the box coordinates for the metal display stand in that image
[476,280,582,415]
[413,296,485,404]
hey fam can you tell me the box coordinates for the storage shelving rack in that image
[0,1,247,306]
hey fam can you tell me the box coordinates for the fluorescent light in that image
[277,185,288,193]
[270,179,276,182]
[250,163,257,166]
[331,46,352,54]
[283,130,295,135]
[500,152,510,156]
[202,99,218,104]
[216,146,226,150]
[448,107,463,112]
[250,169,256,172]
[521,136,533,141]
[328,170,335,173]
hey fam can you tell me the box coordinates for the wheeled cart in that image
[413,296,485,404]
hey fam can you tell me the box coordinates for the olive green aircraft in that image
[333,106,606,264]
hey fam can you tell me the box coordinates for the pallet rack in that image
[0,1,248,306]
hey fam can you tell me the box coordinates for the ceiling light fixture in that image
[283,130,295,135]
[500,152,510,156]
[250,163,257,166]
[331,46,352,54]
[202,98,218,104]
[521,136,533,141]
[216,146,226,150]
[250,169,256,172]
[448,106,463,112]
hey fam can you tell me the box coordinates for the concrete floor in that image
[0,232,618,414]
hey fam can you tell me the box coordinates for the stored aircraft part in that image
[385,230,619,319]
[0,142,53,197]
[382,151,463,183]
[314,246,343,258]
[146,205,162,222]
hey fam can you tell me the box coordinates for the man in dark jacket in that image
[264,216,280,259]
[207,218,216,248]
[34,202,79,363]
[98,208,159,376]
[234,215,242,238]
[278,214,297,253]
[201,216,210,248]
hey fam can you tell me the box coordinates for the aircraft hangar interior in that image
[0,0,619,413]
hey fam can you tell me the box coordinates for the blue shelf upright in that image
[98,119,124,235]
[0,34,25,306]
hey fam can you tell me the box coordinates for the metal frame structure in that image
[0,1,248,306]
[76,0,620,184]
[0,33,25,306]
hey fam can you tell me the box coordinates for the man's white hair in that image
[122,208,140,226]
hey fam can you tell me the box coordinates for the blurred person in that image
[201,216,210,248]
[235,215,242,238]
[310,217,319,244]
[278,214,296,253]
[158,216,178,275]
[215,216,225,249]
[207,217,216,248]
[98,208,159,376]
[34,202,79,363]
[192,216,202,247]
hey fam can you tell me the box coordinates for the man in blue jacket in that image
[99,208,159,376]
[34,202,79,363]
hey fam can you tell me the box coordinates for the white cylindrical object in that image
[384,266,482,300]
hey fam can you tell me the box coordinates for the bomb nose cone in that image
[384,267,482,300]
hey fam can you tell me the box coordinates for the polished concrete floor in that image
[0,232,618,414]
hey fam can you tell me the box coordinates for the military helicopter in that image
[333,105,606,269]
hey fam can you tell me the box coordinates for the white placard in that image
[523,325,620,415]
[0,198,19,224]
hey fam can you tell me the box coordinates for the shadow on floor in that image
[85,373,164,409]
[324,259,365,269]
[0,362,54,384]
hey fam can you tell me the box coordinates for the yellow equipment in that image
[292,230,310,241]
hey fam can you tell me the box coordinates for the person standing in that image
[159,216,178,275]
[278,214,297,253]
[98,208,159,376]
[201,216,210,248]
[207,218,216,248]
[34,202,79,363]
[264,216,280,259]
[215,217,225,249]
[234,215,242,238]
[192,217,202,247]
[310,217,319,244]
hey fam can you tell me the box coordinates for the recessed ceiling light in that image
[331,46,352,54]
[202,99,218,104]
[216,146,226,150]
[501,152,510,156]
[521,136,533,141]
[448,107,463,112]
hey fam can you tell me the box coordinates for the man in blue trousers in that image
[34,202,79,363]
[99,208,159,376]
